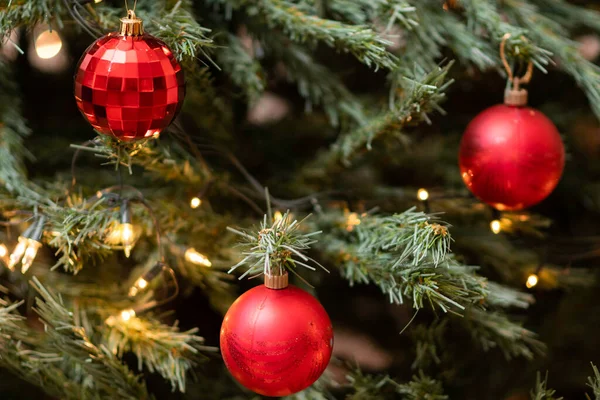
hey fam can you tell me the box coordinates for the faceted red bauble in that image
[220,285,333,397]
[74,33,184,141]
[459,104,565,211]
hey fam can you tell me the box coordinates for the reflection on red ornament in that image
[74,12,184,141]
[459,104,565,210]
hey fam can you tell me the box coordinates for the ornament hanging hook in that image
[500,33,534,89]
[124,0,138,13]
[500,33,533,106]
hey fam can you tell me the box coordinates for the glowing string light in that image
[185,248,212,267]
[35,30,63,59]
[8,237,27,271]
[190,197,202,209]
[21,240,42,273]
[526,274,539,289]
[490,219,501,234]
[417,188,429,201]
[120,223,134,258]
[120,308,136,321]
[128,262,164,297]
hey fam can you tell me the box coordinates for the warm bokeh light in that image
[190,197,202,209]
[417,188,429,201]
[0,244,7,258]
[490,219,501,234]
[128,277,149,297]
[35,30,62,59]
[346,212,361,232]
[526,274,539,289]
[185,248,212,267]
[274,211,283,222]
[120,308,136,322]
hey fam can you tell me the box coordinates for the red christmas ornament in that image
[220,273,333,397]
[459,63,565,211]
[74,10,184,141]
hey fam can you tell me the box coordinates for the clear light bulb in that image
[185,248,212,267]
[8,237,28,271]
[35,30,63,59]
[190,197,202,209]
[128,277,148,297]
[526,274,539,289]
[417,188,429,201]
[120,223,134,258]
[21,240,41,273]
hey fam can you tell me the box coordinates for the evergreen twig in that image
[209,0,398,70]
[530,372,562,400]
[104,314,216,393]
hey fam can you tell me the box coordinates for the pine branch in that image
[209,0,398,70]
[71,136,209,186]
[45,196,120,273]
[531,0,600,33]
[312,208,485,312]
[0,300,83,399]
[0,62,51,204]
[530,372,562,400]
[459,0,553,71]
[465,308,545,360]
[503,0,600,118]
[284,374,333,399]
[409,3,496,70]
[0,0,63,44]
[104,314,216,393]
[311,208,543,358]
[409,320,447,370]
[31,278,151,400]
[587,363,600,400]
[91,0,213,62]
[346,369,447,400]
[146,0,214,62]
[307,62,452,170]
[216,33,266,103]
[394,373,447,400]
[262,35,367,127]
[227,211,326,279]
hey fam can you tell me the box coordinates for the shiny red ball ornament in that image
[220,274,333,397]
[459,93,565,211]
[74,11,184,141]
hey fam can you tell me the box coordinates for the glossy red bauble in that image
[220,285,333,397]
[74,32,184,141]
[459,104,565,211]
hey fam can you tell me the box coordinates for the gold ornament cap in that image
[504,87,528,106]
[264,271,289,289]
[120,10,144,36]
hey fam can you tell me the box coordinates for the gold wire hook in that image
[124,0,138,12]
[500,33,534,88]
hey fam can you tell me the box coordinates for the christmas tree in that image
[1,0,600,398]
